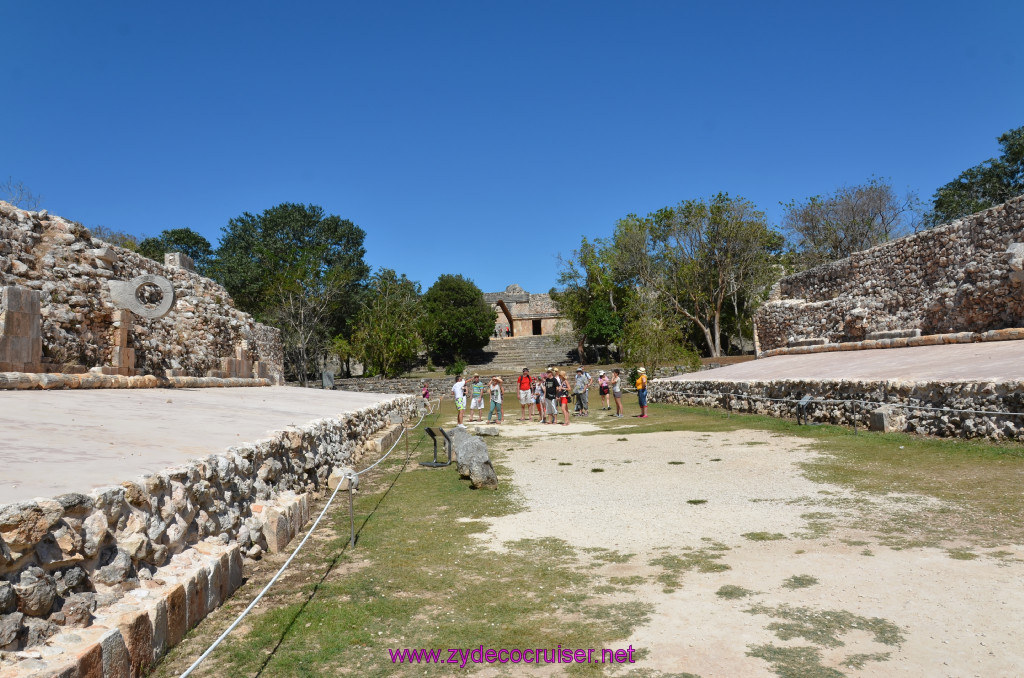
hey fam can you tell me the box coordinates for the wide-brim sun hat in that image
[638,367,646,373]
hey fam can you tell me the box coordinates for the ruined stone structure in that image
[0,201,283,383]
[756,195,1024,352]
[484,284,568,337]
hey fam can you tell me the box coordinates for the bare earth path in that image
[477,427,1024,677]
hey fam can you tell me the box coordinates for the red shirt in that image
[518,375,532,391]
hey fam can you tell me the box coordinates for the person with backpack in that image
[543,368,560,424]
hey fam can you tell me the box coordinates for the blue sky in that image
[3,1,1022,293]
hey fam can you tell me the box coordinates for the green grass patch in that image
[669,461,685,465]
[742,531,786,541]
[716,585,756,599]
[558,462,572,466]
[650,545,730,592]
[947,549,979,560]
[782,574,819,589]
[747,603,904,648]
[591,467,605,473]
[687,499,707,505]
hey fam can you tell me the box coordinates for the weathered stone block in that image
[99,627,131,678]
[116,608,153,676]
[165,584,186,647]
[75,641,104,678]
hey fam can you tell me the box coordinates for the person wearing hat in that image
[517,367,533,421]
[635,367,649,418]
[487,376,504,424]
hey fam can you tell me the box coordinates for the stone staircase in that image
[465,335,578,373]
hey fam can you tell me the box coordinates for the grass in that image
[716,585,756,599]
[746,604,904,648]
[152,411,655,678]
[686,499,707,505]
[782,574,819,589]
[650,545,731,592]
[742,531,787,542]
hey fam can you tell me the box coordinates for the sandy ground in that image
[474,428,1024,677]
[0,386,401,503]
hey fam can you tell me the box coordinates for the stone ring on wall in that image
[108,274,176,318]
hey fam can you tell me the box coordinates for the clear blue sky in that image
[4,1,1022,293]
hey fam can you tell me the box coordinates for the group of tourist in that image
[440,365,649,427]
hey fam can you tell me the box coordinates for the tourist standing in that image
[517,368,533,421]
[487,376,504,423]
[533,376,544,421]
[635,367,648,418]
[573,366,593,416]
[422,381,430,406]
[469,374,485,422]
[558,369,571,425]
[611,368,623,417]
[598,371,610,410]
[544,369,560,424]
[452,374,467,427]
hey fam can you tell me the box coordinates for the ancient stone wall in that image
[756,195,1024,352]
[0,201,283,383]
[650,378,1024,440]
[0,396,416,662]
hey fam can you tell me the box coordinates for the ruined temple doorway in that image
[495,300,515,337]
[532,319,542,335]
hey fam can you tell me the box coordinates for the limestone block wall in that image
[0,201,283,383]
[756,195,1024,351]
[650,378,1024,440]
[0,395,416,656]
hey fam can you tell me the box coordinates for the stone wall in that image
[756,195,1024,352]
[0,395,416,658]
[0,201,283,383]
[650,378,1024,440]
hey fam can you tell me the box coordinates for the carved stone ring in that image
[108,274,176,318]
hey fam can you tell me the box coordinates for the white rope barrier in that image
[179,398,437,677]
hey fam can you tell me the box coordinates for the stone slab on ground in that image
[0,386,403,504]
[663,340,1024,383]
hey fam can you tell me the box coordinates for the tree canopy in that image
[419,274,495,365]
[352,269,423,378]
[931,125,1024,225]
[781,178,919,269]
[138,228,213,273]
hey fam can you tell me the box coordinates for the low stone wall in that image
[331,376,457,396]
[650,378,1024,440]
[759,327,1024,358]
[756,195,1024,352]
[0,372,270,390]
[0,395,416,664]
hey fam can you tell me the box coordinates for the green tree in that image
[931,125,1024,224]
[419,274,495,366]
[552,237,624,362]
[212,203,369,382]
[614,194,781,357]
[618,290,700,375]
[138,228,214,272]
[352,269,423,378]
[782,177,919,268]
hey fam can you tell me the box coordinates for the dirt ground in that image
[475,427,1024,677]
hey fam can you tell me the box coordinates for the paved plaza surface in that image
[0,386,401,504]
[664,340,1024,382]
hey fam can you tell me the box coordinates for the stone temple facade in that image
[483,284,569,337]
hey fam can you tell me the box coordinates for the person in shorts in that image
[487,376,504,423]
[611,368,623,417]
[468,374,485,422]
[533,376,544,421]
[598,371,610,410]
[635,367,648,418]
[452,374,467,426]
[517,368,533,420]
[573,366,592,416]
[543,369,560,424]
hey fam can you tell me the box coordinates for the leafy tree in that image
[782,177,919,268]
[614,193,781,357]
[618,290,700,375]
[419,274,495,365]
[0,177,42,210]
[138,228,213,273]
[931,125,1024,224]
[212,203,369,382]
[552,237,624,361]
[352,269,423,378]
[213,203,369,329]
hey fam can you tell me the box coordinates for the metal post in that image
[348,485,355,548]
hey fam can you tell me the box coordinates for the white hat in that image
[638,367,646,373]
[599,370,605,375]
